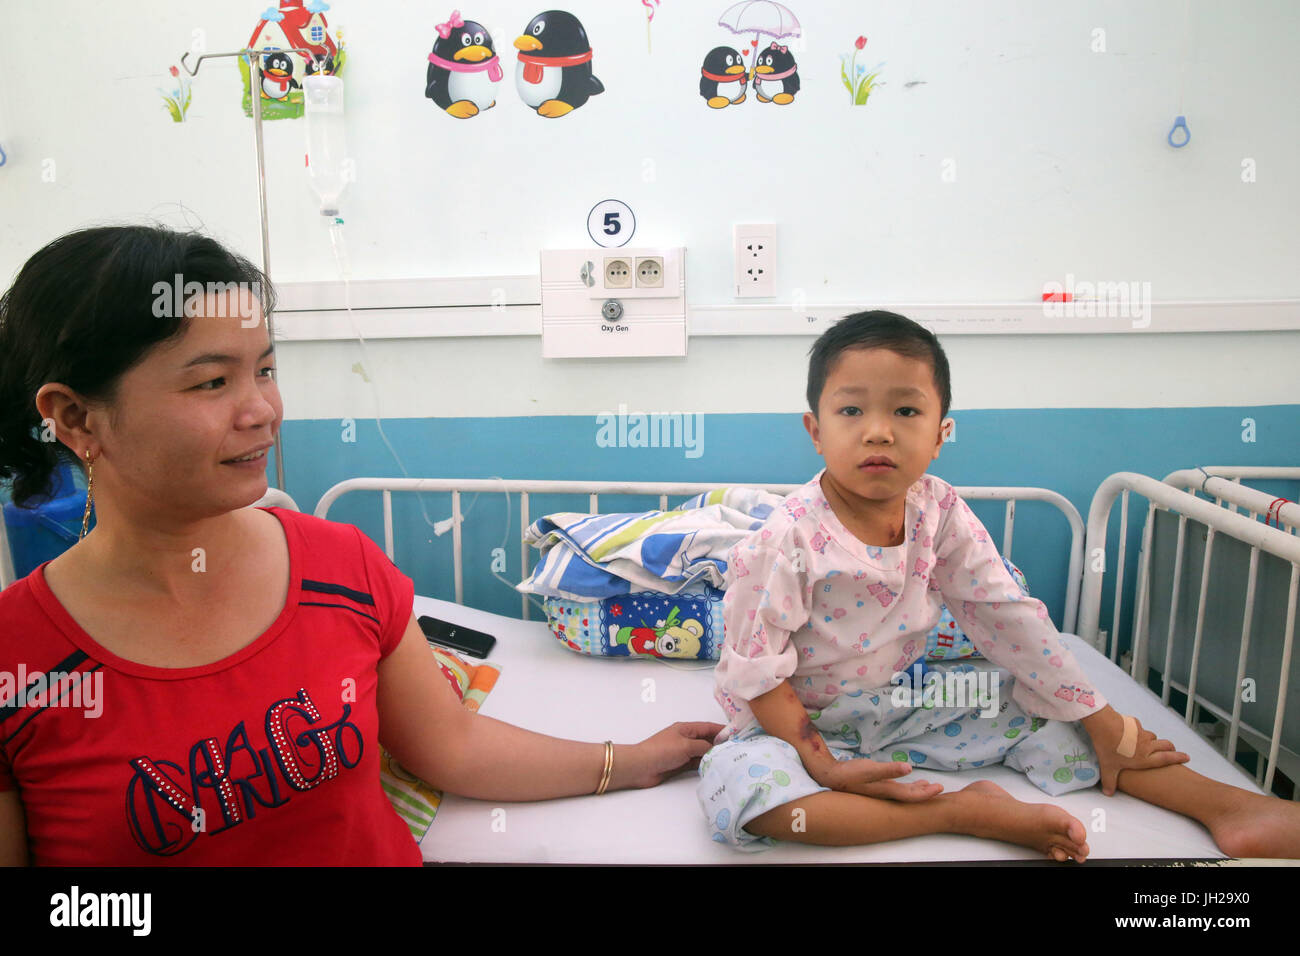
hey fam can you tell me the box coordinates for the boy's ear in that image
[940,417,954,442]
[802,410,822,453]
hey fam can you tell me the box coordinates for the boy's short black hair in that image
[806,310,951,420]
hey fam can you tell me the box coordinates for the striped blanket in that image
[516,487,787,601]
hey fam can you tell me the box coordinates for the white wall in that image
[1,0,1297,420]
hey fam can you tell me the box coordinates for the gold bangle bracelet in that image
[595,740,614,795]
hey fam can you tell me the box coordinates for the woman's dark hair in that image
[806,310,952,421]
[0,224,276,509]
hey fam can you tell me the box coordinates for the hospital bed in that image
[308,474,1291,864]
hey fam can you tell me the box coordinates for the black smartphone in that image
[418,615,496,659]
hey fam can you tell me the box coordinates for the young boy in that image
[696,311,1300,860]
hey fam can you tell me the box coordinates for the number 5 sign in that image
[587,199,636,248]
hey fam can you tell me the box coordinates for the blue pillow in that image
[923,555,1031,660]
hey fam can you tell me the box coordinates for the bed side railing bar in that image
[452,490,463,606]
[1184,527,1216,726]
[520,492,530,620]
[382,490,393,560]
[1002,500,1015,560]
[1265,566,1299,791]
[1109,491,1130,663]
[1161,515,1188,707]
[1226,546,1261,765]
[1127,502,1157,670]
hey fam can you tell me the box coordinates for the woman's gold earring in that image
[79,450,95,541]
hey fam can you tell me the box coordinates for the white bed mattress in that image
[413,596,1265,864]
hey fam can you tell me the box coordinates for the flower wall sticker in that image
[642,0,660,53]
[841,34,884,105]
[160,65,193,122]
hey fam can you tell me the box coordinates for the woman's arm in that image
[0,790,27,866]
[377,613,718,800]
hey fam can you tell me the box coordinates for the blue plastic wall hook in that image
[1167,115,1190,148]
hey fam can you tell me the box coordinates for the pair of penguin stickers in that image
[425,9,603,118]
[700,42,800,108]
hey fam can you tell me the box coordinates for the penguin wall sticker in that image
[699,47,748,108]
[752,41,799,104]
[705,2,803,110]
[241,0,345,121]
[514,10,603,117]
[426,10,504,118]
[259,51,301,102]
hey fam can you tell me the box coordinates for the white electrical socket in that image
[734,224,776,298]
[635,256,664,288]
[604,257,633,289]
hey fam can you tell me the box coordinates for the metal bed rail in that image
[312,477,1086,630]
[254,488,301,513]
[1164,467,1300,532]
[1079,472,1300,792]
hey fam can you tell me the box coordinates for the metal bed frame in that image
[1078,469,1300,794]
[310,477,1086,630]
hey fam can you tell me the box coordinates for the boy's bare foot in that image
[949,780,1090,862]
[1207,789,1300,859]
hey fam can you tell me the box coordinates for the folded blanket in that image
[517,487,785,601]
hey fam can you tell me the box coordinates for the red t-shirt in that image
[0,507,423,866]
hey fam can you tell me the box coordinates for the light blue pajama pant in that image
[697,660,1100,851]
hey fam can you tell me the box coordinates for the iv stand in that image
[179,46,326,493]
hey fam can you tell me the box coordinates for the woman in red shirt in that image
[0,225,748,865]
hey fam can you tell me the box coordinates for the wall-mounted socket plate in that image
[541,247,687,358]
[581,248,682,300]
[734,224,776,298]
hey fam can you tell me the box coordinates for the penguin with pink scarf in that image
[426,10,504,118]
[752,41,800,105]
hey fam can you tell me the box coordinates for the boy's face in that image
[803,347,950,505]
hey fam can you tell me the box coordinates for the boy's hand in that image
[815,758,944,802]
[1081,706,1189,796]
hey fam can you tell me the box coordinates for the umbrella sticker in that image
[703,1,802,109]
[514,10,604,118]
[841,34,885,106]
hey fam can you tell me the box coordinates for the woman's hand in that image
[610,722,725,791]
[815,757,944,802]
[1081,706,1190,795]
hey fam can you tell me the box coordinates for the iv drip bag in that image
[304,74,349,217]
